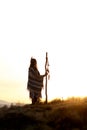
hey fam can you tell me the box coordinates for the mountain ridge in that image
[0,99,11,107]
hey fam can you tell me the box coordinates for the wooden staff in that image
[45,52,49,103]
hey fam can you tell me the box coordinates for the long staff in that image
[45,52,50,103]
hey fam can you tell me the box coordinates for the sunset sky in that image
[0,0,87,104]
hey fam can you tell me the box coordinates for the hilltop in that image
[0,98,87,130]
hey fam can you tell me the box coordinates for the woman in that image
[27,58,48,104]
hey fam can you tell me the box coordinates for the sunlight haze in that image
[0,0,87,103]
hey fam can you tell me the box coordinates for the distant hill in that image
[0,98,87,130]
[0,100,11,107]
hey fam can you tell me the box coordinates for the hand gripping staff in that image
[45,52,50,103]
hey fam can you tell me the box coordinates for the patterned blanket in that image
[27,67,44,98]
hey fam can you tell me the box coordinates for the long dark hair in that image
[30,58,37,68]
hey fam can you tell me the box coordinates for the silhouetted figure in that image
[27,58,48,104]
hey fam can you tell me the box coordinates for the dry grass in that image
[0,97,87,130]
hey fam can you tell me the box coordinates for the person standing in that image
[27,58,48,104]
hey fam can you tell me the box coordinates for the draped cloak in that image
[27,67,44,98]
